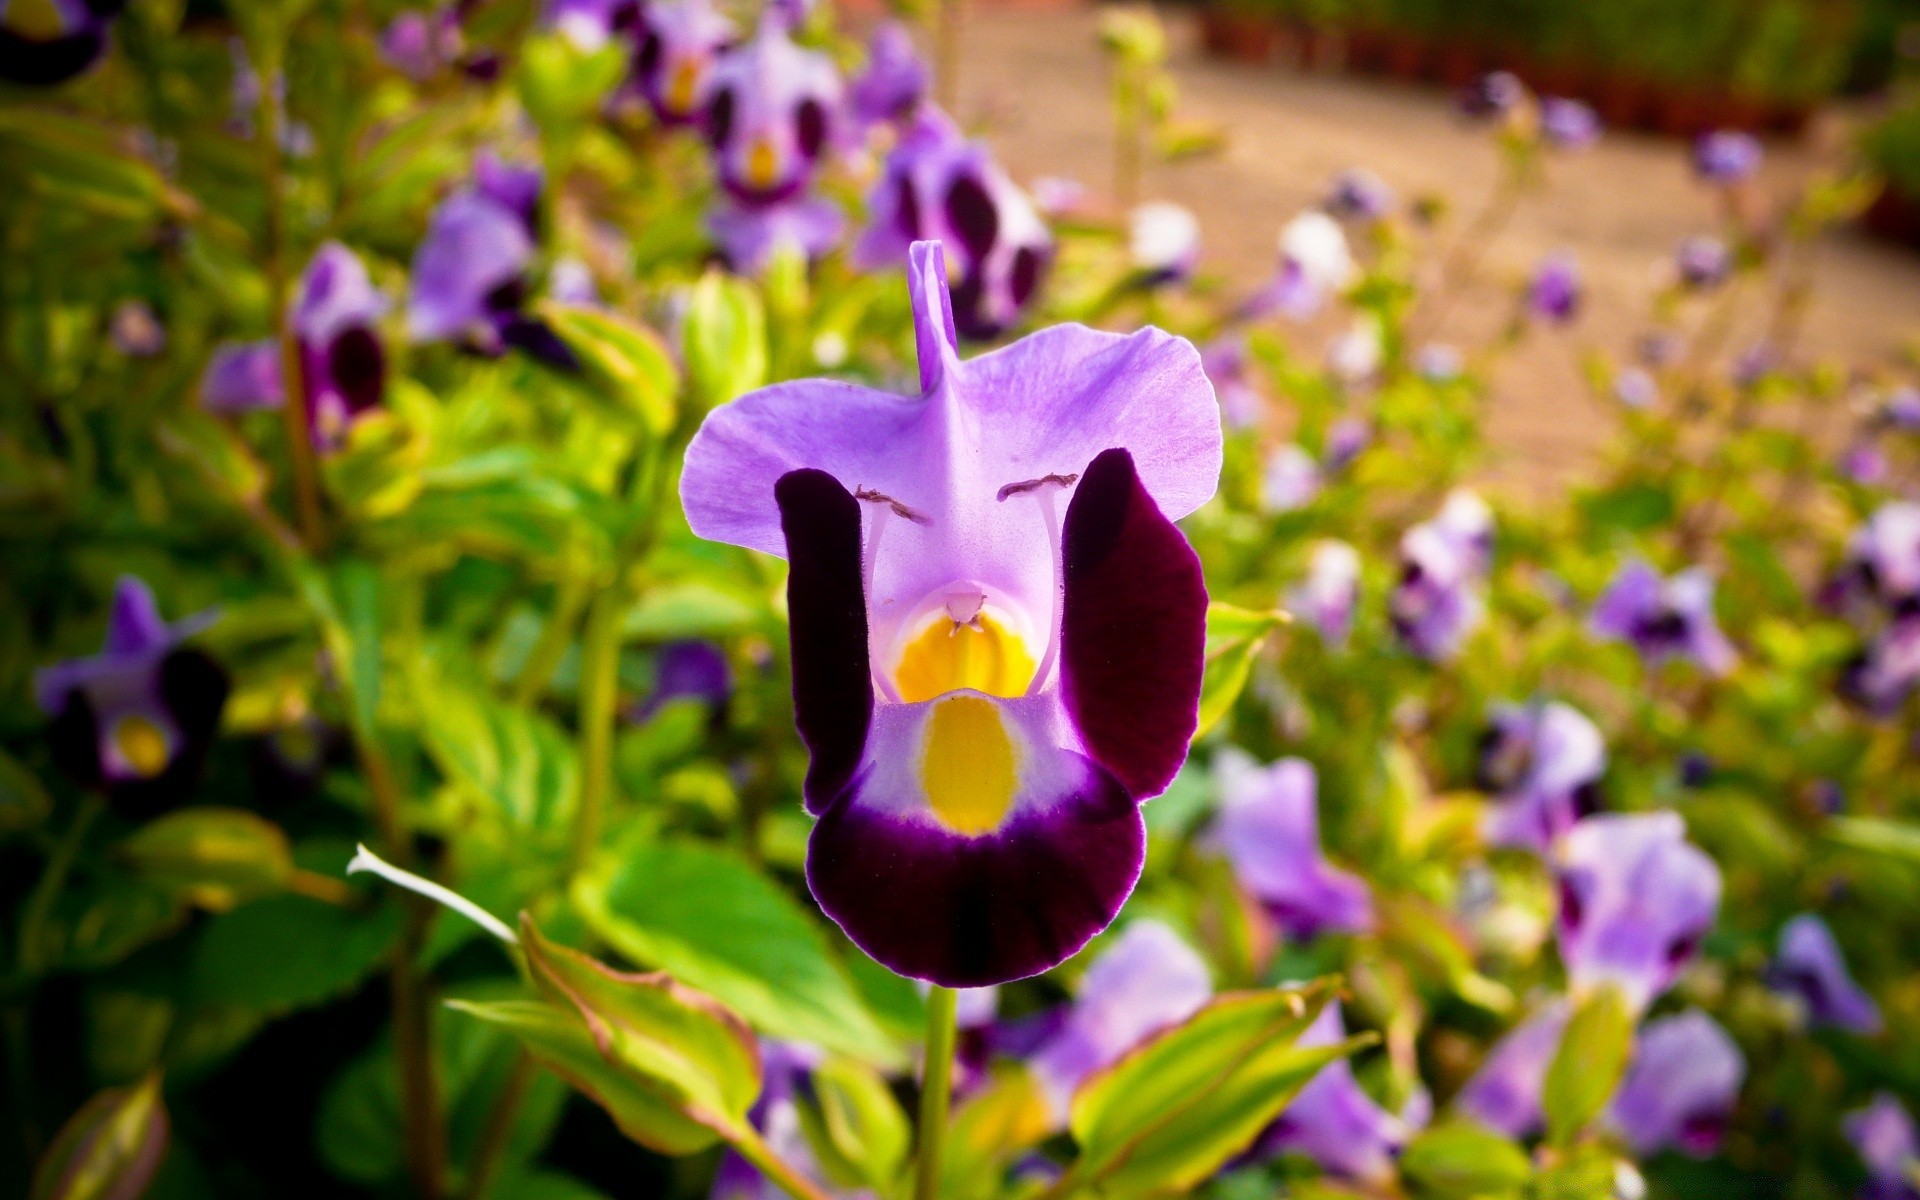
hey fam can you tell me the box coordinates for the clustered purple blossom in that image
[1591,558,1737,676]
[1828,502,1920,714]
[1391,490,1493,660]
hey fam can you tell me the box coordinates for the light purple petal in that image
[849,20,927,128]
[1257,1002,1418,1181]
[1848,1093,1920,1186]
[1608,1010,1744,1157]
[1555,813,1721,1013]
[407,191,533,343]
[295,242,387,346]
[708,194,845,274]
[1769,913,1881,1034]
[199,340,284,412]
[1482,701,1606,853]
[1213,750,1372,939]
[1455,999,1570,1138]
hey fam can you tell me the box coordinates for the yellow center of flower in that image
[668,59,700,114]
[746,137,781,190]
[10,0,67,38]
[920,694,1017,836]
[892,611,1036,704]
[113,715,170,778]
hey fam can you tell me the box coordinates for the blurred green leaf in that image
[1195,603,1288,741]
[116,808,293,912]
[1826,816,1920,866]
[545,305,680,438]
[1398,1121,1531,1199]
[189,892,401,1016]
[30,1073,169,1200]
[1543,985,1633,1147]
[413,668,579,832]
[683,271,768,409]
[0,107,185,225]
[794,1055,910,1191]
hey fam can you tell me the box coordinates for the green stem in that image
[570,587,623,876]
[732,1124,835,1200]
[914,986,959,1200]
[510,577,588,709]
[17,796,102,978]
[463,1051,536,1200]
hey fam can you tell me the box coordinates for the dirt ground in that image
[944,5,1920,491]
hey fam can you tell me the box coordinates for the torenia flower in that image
[708,195,845,273]
[1391,491,1492,661]
[381,9,463,80]
[1128,201,1200,287]
[849,20,927,132]
[635,0,734,127]
[1768,913,1882,1034]
[1290,540,1361,647]
[1200,336,1262,430]
[1478,700,1606,853]
[36,577,229,818]
[1608,1010,1744,1158]
[1675,235,1732,290]
[1847,1093,1920,1200]
[1829,502,1920,619]
[705,15,842,207]
[1455,999,1569,1138]
[680,242,1219,986]
[1246,212,1355,320]
[1540,97,1599,149]
[1211,751,1372,940]
[1260,444,1320,513]
[631,641,732,723]
[1253,1001,1424,1182]
[0,0,121,86]
[1842,618,1920,716]
[1591,559,1737,675]
[1027,920,1212,1117]
[1324,169,1393,221]
[855,107,1052,339]
[1528,252,1582,323]
[1554,813,1721,1013]
[1693,130,1761,184]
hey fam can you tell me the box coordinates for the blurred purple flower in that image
[35,577,228,818]
[1478,700,1606,853]
[0,0,121,86]
[1324,416,1371,471]
[1608,1010,1744,1157]
[1416,343,1464,382]
[709,1041,827,1200]
[709,194,845,273]
[381,8,463,79]
[1528,252,1582,323]
[1832,502,1920,618]
[1591,559,1737,675]
[1768,913,1881,1034]
[1391,491,1492,661]
[1455,999,1569,1138]
[1885,387,1920,431]
[1261,444,1321,513]
[1201,336,1262,429]
[1540,98,1600,149]
[1290,540,1361,647]
[634,0,735,126]
[1212,750,1373,940]
[1638,329,1683,367]
[547,258,599,307]
[1846,1093,1920,1200]
[1842,618,1920,716]
[1326,316,1383,386]
[1129,201,1200,287]
[1555,812,1721,1013]
[1615,367,1658,410]
[1694,130,1762,184]
[854,107,1051,338]
[1325,168,1394,221]
[704,15,843,207]
[110,300,165,357]
[1028,920,1212,1118]
[1459,70,1525,120]
[1675,235,1732,290]
[1245,211,1355,320]
[849,21,927,131]
[1253,1001,1424,1181]
[1846,442,1890,486]
[1733,342,1777,387]
[631,641,733,722]
[1030,176,1089,220]
[200,342,283,413]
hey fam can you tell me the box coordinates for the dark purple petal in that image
[1060,447,1207,800]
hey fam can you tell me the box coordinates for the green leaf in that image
[1542,985,1634,1147]
[31,1073,169,1200]
[683,271,768,409]
[544,305,680,437]
[0,746,50,838]
[940,1065,1054,1200]
[1194,603,1287,741]
[115,808,293,912]
[573,834,903,1067]
[517,34,629,132]
[153,410,266,506]
[189,893,401,1017]
[413,670,579,832]
[1825,816,1920,866]
[1398,1121,1532,1199]
[1066,984,1367,1197]
[0,107,185,225]
[794,1056,910,1191]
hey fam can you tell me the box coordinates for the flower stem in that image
[914,986,960,1200]
[570,586,623,876]
[510,577,587,709]
[462,1051,536,1200]
[732,1123,835,1200]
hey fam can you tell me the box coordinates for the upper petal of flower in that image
[1213,751,1373,939]
[1769,913,1882,1034]
[407,190,534,343]
[1555,812,1721,1013]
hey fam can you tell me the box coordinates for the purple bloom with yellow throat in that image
[36,577,229,818]
[635,0,734,127]
[1555,813,1720,1013]
[1478,699,1606,852]
[681,241,1219,986]
[0,0,123,86]
[704,14,842,207]
[1848,1093,1920,1200]
[1608,1009,1744,1157]
[1211,750,1372,940]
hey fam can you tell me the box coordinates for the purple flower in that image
[1456,999,1570,1138]
[1555,812,1721,1013]
[1324,416,1371,471]
[548,0,641,51]
[1528,252,1582,323]
[709,194,845,273]
[1846,442,1890,486]
[1030,176,1089,220]
[1245,212,1354,321]
[1478,700,1606,853]
[1608,1010,1744,1158]
[1884,387,1920,431]
[1027,920,1212,1116]
[1832,502,1920,618]
[0,0,120,86]
[200,341,284,413]
[1459,70,1525,120]
[1290,541,1361,647]
[1391,491,1492,661]
[1769,913,1882,1034]
[1846,1093,1920,1200]
[1129,201,1200,287]
[1260,444,1320,513]
[1842,618,1920,716]
[1325,169,1394,221]
[381,9,463,80]
[1693,130,1762,184]
[35,577,229,818]
[709,1042,829,1200]
[1675,235,1732,290]
[1212,751,1372,939]
[110,300,165,357]
[1540,98,1600,149]
[632,641,733,722]
[634,0,735,127]
[704,15,842,207]
[1201,336,1261,430]
[679,242,1219,986]
[849,21,927,131]
[855,108,1052,340]
[1591,559,1737,675]
[1253,1001,1424,1181]
[1416,344,1463,383]
[1615,367,1658,410]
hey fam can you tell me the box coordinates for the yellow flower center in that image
[10,0,68,38]
[113,715,171,778]
[892,610,1036,704]
[667,59,700,114]
[920,694,1017,836]
[746,137,781,190]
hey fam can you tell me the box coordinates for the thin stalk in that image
[463,1052,536,1200]
[914,986,960,1200]
[732,1124,836,1200]
[510,577,588,709]
[17,797,103,977]
[1112,66,1142,213]
[933,0,965,113]
[256,58,325,548]
[570,586,623,876]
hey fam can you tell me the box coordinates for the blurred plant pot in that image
[1198,8,1281,64]
[1864,182,1920,248]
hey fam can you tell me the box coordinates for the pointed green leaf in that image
[116,809,292,912]
[683,271,768,409]
[1398,1121,1532,1199]
[1542,984,1634,1148]
[544,305,680,437]
[1194,603,1288,741]
[793,1055,910,1191]
[31,1073,169,1200]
